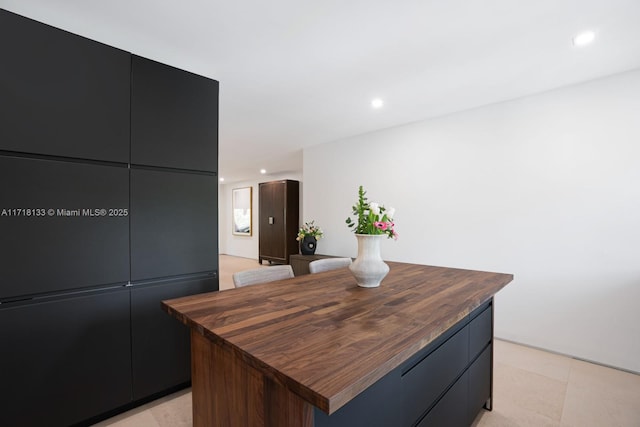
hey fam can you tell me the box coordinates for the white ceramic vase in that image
[349,234,390,288]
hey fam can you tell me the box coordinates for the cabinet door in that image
[283,180,300,261]
[259,182,285,259]
[131,276,216,400]
[131,56,218,172]
[0,155,129,300]
[131,168,218,281]
[0,10,130,163]
[0,288,131,427]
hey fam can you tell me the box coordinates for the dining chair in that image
[232,264,294,288]
[308,257,352,274]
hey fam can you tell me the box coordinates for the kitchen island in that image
[162,261,513,427]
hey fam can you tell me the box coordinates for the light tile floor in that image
[473,340,640,426]
[218,254,267,291]
[94,255,640,427]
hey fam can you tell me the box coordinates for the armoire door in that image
[259,182,285,261]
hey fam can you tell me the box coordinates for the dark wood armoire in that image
[258,180,300,265]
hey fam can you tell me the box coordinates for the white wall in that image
[303,69,640,373]
[219,172,303,259]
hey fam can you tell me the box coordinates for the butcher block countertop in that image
[161,261,513,415]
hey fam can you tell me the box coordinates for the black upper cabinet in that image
[130,168,218,281]
[0,155,129,300]
[131,56,218,172]
[0,9,130,163]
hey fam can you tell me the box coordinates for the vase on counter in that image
[300,235,317,255]
[349,234,389,288]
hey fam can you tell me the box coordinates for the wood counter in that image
[162,262,513,426]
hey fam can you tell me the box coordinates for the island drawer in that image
[469,302,492,360]
[416,372,469,427]
[401,324,469,424]
[468,344,492,424]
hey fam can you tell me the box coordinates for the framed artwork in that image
[232,187,252,236]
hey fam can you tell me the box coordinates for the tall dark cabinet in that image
[129,55,219,403]
[0,9,218,427]
[259,180,300,265]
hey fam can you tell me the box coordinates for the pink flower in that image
[374,221,388,231]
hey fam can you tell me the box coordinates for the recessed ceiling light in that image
[219,177,224,182]
[572,31,595,47]
[260,169,266,174]
[371,98,384,109]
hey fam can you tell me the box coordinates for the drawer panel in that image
[314,369,402,427]
[417,372,468,427]
[469,304,492,360]
[402,325,469,424]
[468,344,492,424]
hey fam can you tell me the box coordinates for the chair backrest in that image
[308,257,352,274]
[232,264,294,288]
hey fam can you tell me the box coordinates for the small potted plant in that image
[297,220,323,255]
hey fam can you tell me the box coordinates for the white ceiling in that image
[3,0,640,183]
